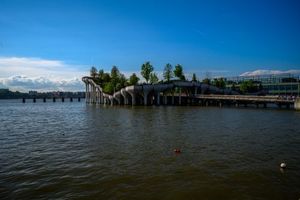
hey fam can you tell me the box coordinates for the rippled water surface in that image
[0,100,300,199]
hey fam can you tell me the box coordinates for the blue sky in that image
[0,0,300,91]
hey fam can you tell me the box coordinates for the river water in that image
[0,100,300,199]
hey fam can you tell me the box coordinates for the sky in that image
[0,0,300,91]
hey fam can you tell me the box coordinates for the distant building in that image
[225,74,300,96]
[28,91,38,95]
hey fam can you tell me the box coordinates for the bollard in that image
[78,97,81,102]
[70,97,73,102]
[43,98,46,103]
[33,98,36,103]
[53,97,56,102]
[22,98,26,103]
[62,97,65,102]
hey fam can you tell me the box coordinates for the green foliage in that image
[163,63,173,82]
[90,66,128,94]
[212,78,226,89]
[202,78,211,85]
[102,73,111,83]
[116,74,127,91]
[174,64,185,80]
[90,66,97,78]
[128,73,140,85]
[149,72,159,84]
[103,82,114,94]
[231,83,236,91]
[240,80,256,93]
[141,62,154,83]
[192,73,197,82]
[110,66,120,88]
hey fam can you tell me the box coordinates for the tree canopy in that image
[128,73,140,85]
[192,73,197,82]
[212,78,226,89]
[141,62,154,83]
[149,72,159,84]
[90,66,97,78]
[163,63,173,82]
[88,63,201,94]
[174,64,185,80]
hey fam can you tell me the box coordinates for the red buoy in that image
[173,148,181,153]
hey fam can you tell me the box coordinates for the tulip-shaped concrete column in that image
[121,89,129,105]
[142,85,153,106]
[85,82,88,103]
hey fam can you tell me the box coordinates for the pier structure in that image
[22,97,81,103]
[82,76,238,106]
[82,76,299,110]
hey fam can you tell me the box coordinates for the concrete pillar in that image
[85,83,88,103]
[295,98,300,110]
[127,92,136,106]
[132,93,136,105]
[164,93,167,105]
[98,91,101,104]
[93,85,96,104]
[121,89,129,105]
[101,92,103,104]
[179,88,182,105]
[86,83,89,103]
[143,91,148,105]
[172,91,174,105]
[157,93,160,105]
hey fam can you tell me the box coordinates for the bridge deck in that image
[195,94,294,103]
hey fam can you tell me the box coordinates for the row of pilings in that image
[22,97,81,103]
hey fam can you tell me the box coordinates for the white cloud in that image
[0,56,88,91]
[0,56,88,79]
[240,69,300,77]
[0,75,84,92]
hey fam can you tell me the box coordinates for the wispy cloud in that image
[0,56,88,91]
[240,69,300,77]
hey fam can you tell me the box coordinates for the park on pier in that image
[82,62,300,109]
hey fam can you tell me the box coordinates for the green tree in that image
[192,73,197,82]
[174,64,185,80]
[111,66,120,86]
[240,80,255,93]
[116,74,127,91]
[141,62,154,83]
[202,78,211,85]
[97,69,104,84]
[103,82,114,94]
[149,72,159,84]
[102,73,111,83]
[128,73,140,85]
[231,83,236,91]
[163,63,173,82]
[90,66,97,78]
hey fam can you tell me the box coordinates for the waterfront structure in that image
[225,74,300,96]
[82,76,299,109]
[82,76,237,106]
